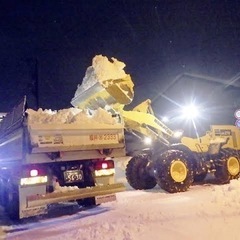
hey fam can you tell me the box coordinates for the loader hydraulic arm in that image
[121,100,174,145]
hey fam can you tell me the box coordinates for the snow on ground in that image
[3,160,240,240]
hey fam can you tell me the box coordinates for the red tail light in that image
[22,166,46,178]
[20,168,48,186]
[94,160,114,170]
[30,169,38,177]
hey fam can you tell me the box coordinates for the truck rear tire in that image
[156,150,193,193]
[126,154,157,190]
[5,183,20,220]
[0,178,7,207]
[77,197,97,208]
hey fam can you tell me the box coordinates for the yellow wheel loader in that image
[71,55,240,193]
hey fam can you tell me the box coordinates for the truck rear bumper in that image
[27,183,125,208]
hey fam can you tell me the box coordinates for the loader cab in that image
[210,125,240,150]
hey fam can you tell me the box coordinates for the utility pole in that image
[26,57,40,109]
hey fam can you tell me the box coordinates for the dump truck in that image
[72,55,240,194]
[0,96,125,220]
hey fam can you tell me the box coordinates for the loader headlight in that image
[173,130,183,138]
[162,116,169,123]
[144,137,152,145]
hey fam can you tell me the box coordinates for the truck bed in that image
[0,97,125,164]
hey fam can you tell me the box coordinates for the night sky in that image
[1,0,240,134]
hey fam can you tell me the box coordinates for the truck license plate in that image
[95,194,116,204]
[64,170,83,183]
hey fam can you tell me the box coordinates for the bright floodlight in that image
[182,104,199,119]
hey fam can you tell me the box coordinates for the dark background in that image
[0,0,240,136]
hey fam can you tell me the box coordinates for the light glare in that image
[30,169,38,177]
[20,176,48,186]
[162,116,169,122]
[182,104,199,119]
[95,169,115,177]
[144,137,152,145]
[173,130,183,138]
[102,163,108,169]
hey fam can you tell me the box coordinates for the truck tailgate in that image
[28,123,125,153]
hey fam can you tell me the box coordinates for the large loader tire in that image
[214,153,240,184]
[126,155,157,190]
[155,150,194,193]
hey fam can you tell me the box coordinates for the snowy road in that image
[2,181,240,240]
[1,158,240,240]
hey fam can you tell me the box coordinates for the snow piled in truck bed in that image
[26,107,117,125]
[73,55,128,97]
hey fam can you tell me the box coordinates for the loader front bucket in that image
[71,75,134,110]
[102,75,134,105]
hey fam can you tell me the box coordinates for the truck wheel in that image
[77,197,97,208]
[215,155,240,184]
[0,178,7,207]
[126,155,157,190]
[156,150,193,193]
[5,183,20,220]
